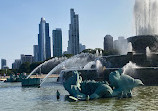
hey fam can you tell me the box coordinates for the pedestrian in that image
[56,90,60,100]
[4,73,6,78]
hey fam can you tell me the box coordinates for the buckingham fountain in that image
[8,0,158,101]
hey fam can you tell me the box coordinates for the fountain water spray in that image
[100,50,103,57]
[96,60,103,73]
[146,46,152,58]
[40,53,96,86]
[114,38,132,55]
[134,0,158,35]
[123,61,139,75]
[83,61,96,69]
[128,42,133,52]
[27,57,67,79]
[96,50,99,57]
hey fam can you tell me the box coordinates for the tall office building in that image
[68,9,80,55]
[104,35,113,51]
[38,17,51,61]
[79,43,86,52]
[53,28,62,57]
[33,45,38,62]
[1,59,6,69]
[12,59,21,69]
[21,54,33,64]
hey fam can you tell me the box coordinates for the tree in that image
[63,54,74,58]
[18,62,30,73]
[82,49,96,54]
[102,49,119,56]
[30,62,42,72]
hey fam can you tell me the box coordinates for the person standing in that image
[4,73,6,78]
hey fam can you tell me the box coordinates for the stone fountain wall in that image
[127,35,158,53]
[101,52,158,68]
[100,51,158,85]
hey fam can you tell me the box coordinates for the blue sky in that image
[0,0,135,68]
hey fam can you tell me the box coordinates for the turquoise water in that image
[0,78,158,111]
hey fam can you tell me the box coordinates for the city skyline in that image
[0,0,135,68]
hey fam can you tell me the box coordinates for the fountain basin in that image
[127,35,158,53]
[21,78,41,87]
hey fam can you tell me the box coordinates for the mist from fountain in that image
[146,46,152,58]
[128,42,133,52]
[83,61,96,69]
[96,60,103,74]
[134,0,158,35]
[123,61,140,75]
[96,50,99,57]
[40,53,96,86]
[27,57,67,79]
[100,50,103,57]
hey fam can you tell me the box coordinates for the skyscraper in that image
[38,17,51,61]
[33,45,38,62]
[1,59,6,69]
[68,9,79,55]
[104,35,113,51]
[53,28,62,57]
[12,59,21,69]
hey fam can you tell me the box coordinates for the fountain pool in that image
[0,79,158,111]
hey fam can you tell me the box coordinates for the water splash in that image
[134,0,158,35]
[96,60,103,73]
[114,38,129,55]
[40,53,96,86]
[123,61,139,75]
[146,46,152,58]
[83,61,96,69]
[96,50,99,57]
[128,42,133,52]
[27,57,67,79]
[100,50,103,56]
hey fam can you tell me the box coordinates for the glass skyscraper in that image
[38,17,51,61]
[33,45,38,62]
[1,59,6,69]
[53,28,62,57]
[68,9,80,55]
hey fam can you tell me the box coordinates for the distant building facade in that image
[33,45,38,62]
[12,59,21,69]
[113,40,119,50]
[68,9,80,55]
[79,43,86,52]
[104,35,113,51]
[2,66,9,69]
[113,36,128,55]
[53,28,62,57]
[38,17,51,61]
[21,54,33,64]
[1,59,6,69]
